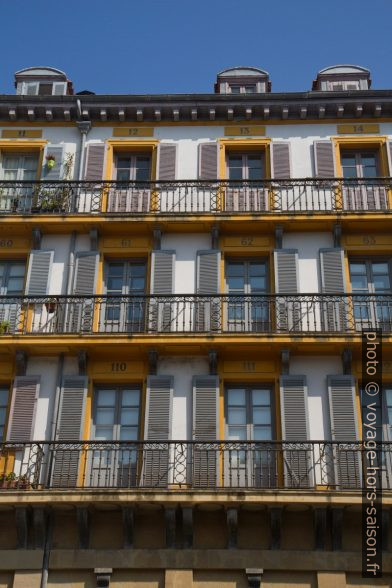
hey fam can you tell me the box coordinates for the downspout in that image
[76,99,91,181]
[40,510,53,588]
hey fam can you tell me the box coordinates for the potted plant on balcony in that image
[16,474,31,490]
[44,298,57,314]
[0,320,10,335]
[45,154,56,170]
[0,472,16,489]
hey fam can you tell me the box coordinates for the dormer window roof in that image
[312,65,371,91]
[14,66,73,96]
[215,66,271,94]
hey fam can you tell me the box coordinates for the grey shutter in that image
[143,375,173,487]
[150,250,175,332]
[196,250,220,332]
[274,249,299,332]
[42,144,64,180]
[6,376,40,442]
[327,375,360,489]
[25,250,54,295]
[280,375,312,488]
[271,142,291,178]
[199,142,219,179]
[319,249,346,333]
[84,143,106,181]
[67,252,98,333]
[157,144,177,180]
[314,141,336,177]
[51,376,88,488]
[192,375,219,487]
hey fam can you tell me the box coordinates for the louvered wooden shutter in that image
[143,375,173,487]
[150,250,175,332]
[51,376,88,488]
[280,375,312,487]
[274,250,299,294]
[42,145,65,180]
[67,252,98,333]
[6,376,40,441]
[84,143,106,181]
[387,142,392,176]
[25,250,54,295]
[157,144,177,180]
[274,249,299,331]
[271,142,291,178]
[196,250,220,331]
[192,375,219,487]
[327,375,360,488]
[314,141,336,177]
[199,142,219,179]
[319,249,346,332]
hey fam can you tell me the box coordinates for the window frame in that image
[91,384,142,443]
[225,257,269,295]
[340,149,380,179]
[226,151,266,182]
[114,152,152,182]
[0,260,26,295]
[0,386,9,441]
[349,257,392,295]
[224,383,276,442]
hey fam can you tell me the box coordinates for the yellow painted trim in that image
[104,139,159,181]
[332,135,389,177]
[218,138,272,180]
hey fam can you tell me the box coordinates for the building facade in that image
[0,64,391,587]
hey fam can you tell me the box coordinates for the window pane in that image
[120,427,138,441]
[227,276,245,291]
[227,388,246,406]
[227,426,246,441]
[97,390,116,406]
[249,276,266,291]
[228,407,246,425]
[0,407,6,425]
[230,86,241,94]
[249,263,265,276]
[244,86,256,94]
[341,155,356,167]
[386,389,392,407]
[253,407,271,425]
[350,263,366,275]
[388,408,392,426]
[351,276,368,290]
[9,264,25,277]
[253,426,272,441]
[108,264,124,276]
[120,408,139,426]
[94,426,113,441]
[6,277,24,293]
[96,408,115,425]
[117,158,132,168]
[374,276,390,291]
[228,167,243,181]
[372,263,389,274]
[107,276,123,291]
[130,264,146,277]
[252,389,270,405]
[0,389,8,406]
[122,389,139,406]
[227,263,245,277]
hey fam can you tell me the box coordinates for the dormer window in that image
[14,67,73,96]
[312,65,371,91]
[215,67,271,94]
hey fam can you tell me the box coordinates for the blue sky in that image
[1,0,392,95]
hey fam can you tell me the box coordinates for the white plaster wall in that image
[282,232,334,293]
[161,233,211,294]
[158,356,209,440]
[27,356,58,440]
[290,355,341,440]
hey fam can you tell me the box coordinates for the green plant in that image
[63,152,75,180]
[0,320,10,334]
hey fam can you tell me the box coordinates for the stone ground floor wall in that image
[2,570,392,587]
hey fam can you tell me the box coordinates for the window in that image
[93,386,141,442]
[92,386,141,487]
[104,260,147,331]
[341,151,378,179]
[226,259,269,330]
[0,261,25,295]
[226,386,273,441]
[349,259,392,328]
[227,153,265,181]
[328,80,360,91]
[0,153,39,182]
[0,388,9,439]
[229,84,257,94]
[115,154,151,182]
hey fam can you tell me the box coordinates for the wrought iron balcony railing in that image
[0,178,390,215]
[0,293,391,336]
[0,440,388,491]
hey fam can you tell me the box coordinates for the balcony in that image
[0,440,384,491]
[0,294,391,336]
[0,178,390,215]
